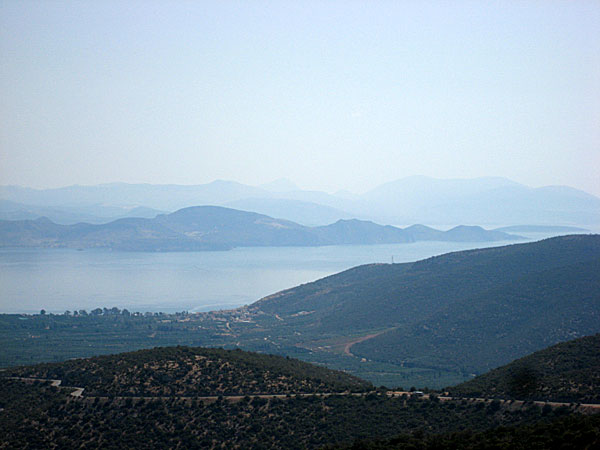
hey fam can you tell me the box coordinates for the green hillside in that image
[353,258,600,373]
[6,346,371,396]
[447,334,600,403]
[250,235,600,379]
[253,235,600,334]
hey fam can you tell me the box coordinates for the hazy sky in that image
[1,1,599,195]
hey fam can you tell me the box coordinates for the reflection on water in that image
[1,238,532,314]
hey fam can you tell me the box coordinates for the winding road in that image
[5,377,600,411]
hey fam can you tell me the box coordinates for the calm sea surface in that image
[0,237,545,314]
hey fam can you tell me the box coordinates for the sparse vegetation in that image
[6,346,371,396]
[326,414,600,450]
[0,377,580,449]
[447,334,600,403]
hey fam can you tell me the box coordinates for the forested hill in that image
[446,334,600,403]
[5,346,371,396]
[250,235,600,376]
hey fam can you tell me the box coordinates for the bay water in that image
[0,237,542,314]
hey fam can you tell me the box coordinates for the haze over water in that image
[0,238,536,314]
[2,2,597,316]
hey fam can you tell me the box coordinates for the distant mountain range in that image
[494,225,589,233]
[0,205,522,251]
[354,176,600,226]
[2,176,598,227]
[0,199,165,225]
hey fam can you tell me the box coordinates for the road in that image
[343,330,390,357]
[386,391,600,411]
[5,376,83,397]
[3,376,368,401]
[5,377,600,410]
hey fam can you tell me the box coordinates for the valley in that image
[1,234,598,448]
[2,235,598,390]
[2,336,599,449]
[4,1,599,446]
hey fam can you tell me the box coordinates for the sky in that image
[1,1,599,196]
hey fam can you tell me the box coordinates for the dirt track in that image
[386,391,600,412]
[6,377,600,411]
[343,330,389,357]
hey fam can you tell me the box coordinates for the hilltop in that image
[447,334,600,403]
[6,346,371,396]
